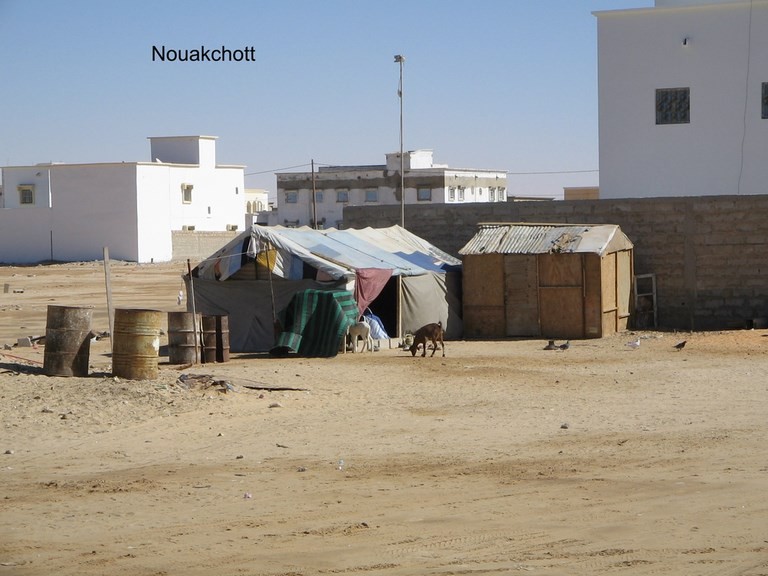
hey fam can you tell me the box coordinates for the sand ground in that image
[1,261,767,575]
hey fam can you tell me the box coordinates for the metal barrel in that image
[112,308,162,380]
[216,315,230,363]
[201,315,217,363]
[201,315,229,363]
[167,311,198,364]
[43,305,93,377]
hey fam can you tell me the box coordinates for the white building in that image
[275,150,508,228]
[0,136,245,263]
[595,0,768,199]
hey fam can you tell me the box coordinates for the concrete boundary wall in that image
[345,195,768,331]
[171,231,239,264]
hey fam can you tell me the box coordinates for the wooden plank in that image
[617,250,632,318]
[462,255,505,338]
[504,255,540,336]
[538,253,582,287]
[539,286,584,339]
[601,252,617,312]
[583,254,603,337]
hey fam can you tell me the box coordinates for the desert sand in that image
[1,261,767,575]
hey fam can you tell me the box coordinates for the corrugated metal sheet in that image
[459,223,631,256]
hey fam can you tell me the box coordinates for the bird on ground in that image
[674,340,687,351]
[543,340,558,350]
[559,340,571,350]
[626,338,641,350]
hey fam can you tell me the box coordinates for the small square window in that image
[336,189,349,203]
[285,191,298,204]
[656,87,690,125]
[365,188,378,202]
[181,183,193,203]
[762,82,768,119]
[18,185,35,205]
[417,188,431,201]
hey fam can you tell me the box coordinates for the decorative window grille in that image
[656,87,690,124]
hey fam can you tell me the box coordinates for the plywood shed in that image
[459,223,634,339]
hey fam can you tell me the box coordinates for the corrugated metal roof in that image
[459,223,632,256]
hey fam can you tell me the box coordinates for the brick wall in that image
[345,195,768,331]
[171,231,239,264]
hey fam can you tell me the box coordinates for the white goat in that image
[345,318,373,353]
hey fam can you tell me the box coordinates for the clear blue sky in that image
[0,0,651,199]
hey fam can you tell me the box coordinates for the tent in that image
[186,225,462,352]
[459,223,634,339]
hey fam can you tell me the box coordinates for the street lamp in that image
[394,54,405,229]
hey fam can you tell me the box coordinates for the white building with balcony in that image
[275,150,508,228]
[0,136,245,263]
[595,0,768,199]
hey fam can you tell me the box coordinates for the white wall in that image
[597,2,768,198]
[136,163,244,261]
[148,135,218,167]
[0,161,246,263]
[0,164,140,263]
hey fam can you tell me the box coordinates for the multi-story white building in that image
[595,0,768,199]
[0,136,245,263]
[275,150,508,228]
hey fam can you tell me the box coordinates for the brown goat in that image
[409,321,445,357]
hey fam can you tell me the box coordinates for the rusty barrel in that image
[112,308,162,380]
[201,314,229,363]
[167,311,198,364]
[43,305,93,377]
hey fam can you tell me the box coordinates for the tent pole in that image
[397,275,403,343]
[264,239,279,340]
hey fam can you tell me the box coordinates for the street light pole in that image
[394,54,405,229]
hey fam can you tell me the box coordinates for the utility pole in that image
[311,159,318,229]
[394,54,405,229]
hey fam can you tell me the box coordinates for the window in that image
[336,189,349,203]
[18,185,35,205]
[656,87,690,124]
[181,183,193,203]
[458,186,465,201]
[365,188,378,203]
[285,191,298,204]
[314,191,324,203]
[489,187,496,202]
[449,187,456,201]
[417,188,432,201]
[762,82,768,119]
[498,187,506,201]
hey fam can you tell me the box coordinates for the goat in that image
[409,321,445,357]
[345,318,373,353]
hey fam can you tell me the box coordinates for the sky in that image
[0,0,653,200]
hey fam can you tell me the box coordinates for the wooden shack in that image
[459,223,634,339]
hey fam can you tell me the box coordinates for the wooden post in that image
[102,247,115,355]
[187,259,199,364]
